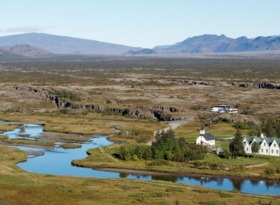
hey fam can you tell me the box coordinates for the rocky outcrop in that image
[14,85,54,98]
[169,79,210,86]
[259,82,280,89]
[48,95,64,108]
[154,106,180,113]
[153,111,176,121]
[13,85,182,121]
[231,82,253,88]
[50,96,181,121]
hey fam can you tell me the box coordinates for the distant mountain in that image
[0,33,141,55]
[126,48,156,55]
[1,33,280,56]
[1,44,53,57]
[154,34,280,54]
[0,48,27,60]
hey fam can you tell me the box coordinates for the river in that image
[2,123,280,195]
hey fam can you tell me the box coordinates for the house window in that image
[261,149,263,153]
[274,144,276,147]
[277,150,279,154]
[246,148,248,151]
[264,143,266,146]
[266,149,268,153]
[272,150,274,154]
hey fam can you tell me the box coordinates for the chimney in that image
[261,133,264,138]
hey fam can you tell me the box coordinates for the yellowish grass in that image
[0,145,279,205]
[0,124,19,132]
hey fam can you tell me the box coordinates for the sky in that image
[0,0,280,48]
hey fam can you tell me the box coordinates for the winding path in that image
[147,115,195,145]
[208,88,225,97]
[99,147,120,163]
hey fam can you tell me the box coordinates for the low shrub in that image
[147,159,170,166]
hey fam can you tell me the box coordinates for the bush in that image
[218,149,231,159]
[265,167,275,175]
[234,121,255,130]
[136,135,151,143]
[118,145,152,161]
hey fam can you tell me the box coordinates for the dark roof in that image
[244,136,280,146]
[202,133,214,141]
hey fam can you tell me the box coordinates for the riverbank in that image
[72,144,280,181]
[1,145,280,205]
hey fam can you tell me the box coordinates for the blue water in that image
[2,124,280,195]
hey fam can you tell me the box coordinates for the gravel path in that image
[147,115,195,145]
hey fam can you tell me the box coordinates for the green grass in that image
[73,145,280,180]
[0,113,165,143]
[1,145,279,205]
[175,120,237,143]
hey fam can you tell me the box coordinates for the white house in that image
[196,127,215,146]
[243,135,280,157]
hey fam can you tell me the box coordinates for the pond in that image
[2,123,280,195]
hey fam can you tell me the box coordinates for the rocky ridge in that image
[14,85,183,121]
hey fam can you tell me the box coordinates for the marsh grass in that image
[59,143,82,149]
[0,124,19,132]
[0,112,164,139]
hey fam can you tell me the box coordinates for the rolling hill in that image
[0,33,141,55]
[1,44,53,57]
[0,48,27,60]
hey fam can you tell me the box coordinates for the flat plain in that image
[0,56,280,204]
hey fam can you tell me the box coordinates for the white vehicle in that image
[228,108,238,114]
[210,105,232,113]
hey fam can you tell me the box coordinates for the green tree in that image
[119,145,135,160]
[177,137,186,149]
[251,142,260,153]
[151,129,178,160]
[229,130,245,158]
[251,142,260,157]
[219,149,231,159]
[263,119,276,137]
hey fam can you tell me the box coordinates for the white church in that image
[196,126,215,146]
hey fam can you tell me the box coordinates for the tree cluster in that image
[118,144,152,161]
[118,129,207,162]
[229,129,245,158]
[262,118,280,138]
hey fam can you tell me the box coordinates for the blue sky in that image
[0,0,279,48]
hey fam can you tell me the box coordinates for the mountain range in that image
[0,33,141,55]
[153,34,280,54]
[0,33,280,59]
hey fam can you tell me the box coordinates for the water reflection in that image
[2,123,280,195]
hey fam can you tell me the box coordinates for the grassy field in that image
[0,124,19,132]
[0,112,165,142]
[0,57,279,204]
[0,145,280,205]
[175,119,237,143]
[73,144,280,180]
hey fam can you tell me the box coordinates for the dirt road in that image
[147,115,195,145]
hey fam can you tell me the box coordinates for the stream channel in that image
[2,123,280,195]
